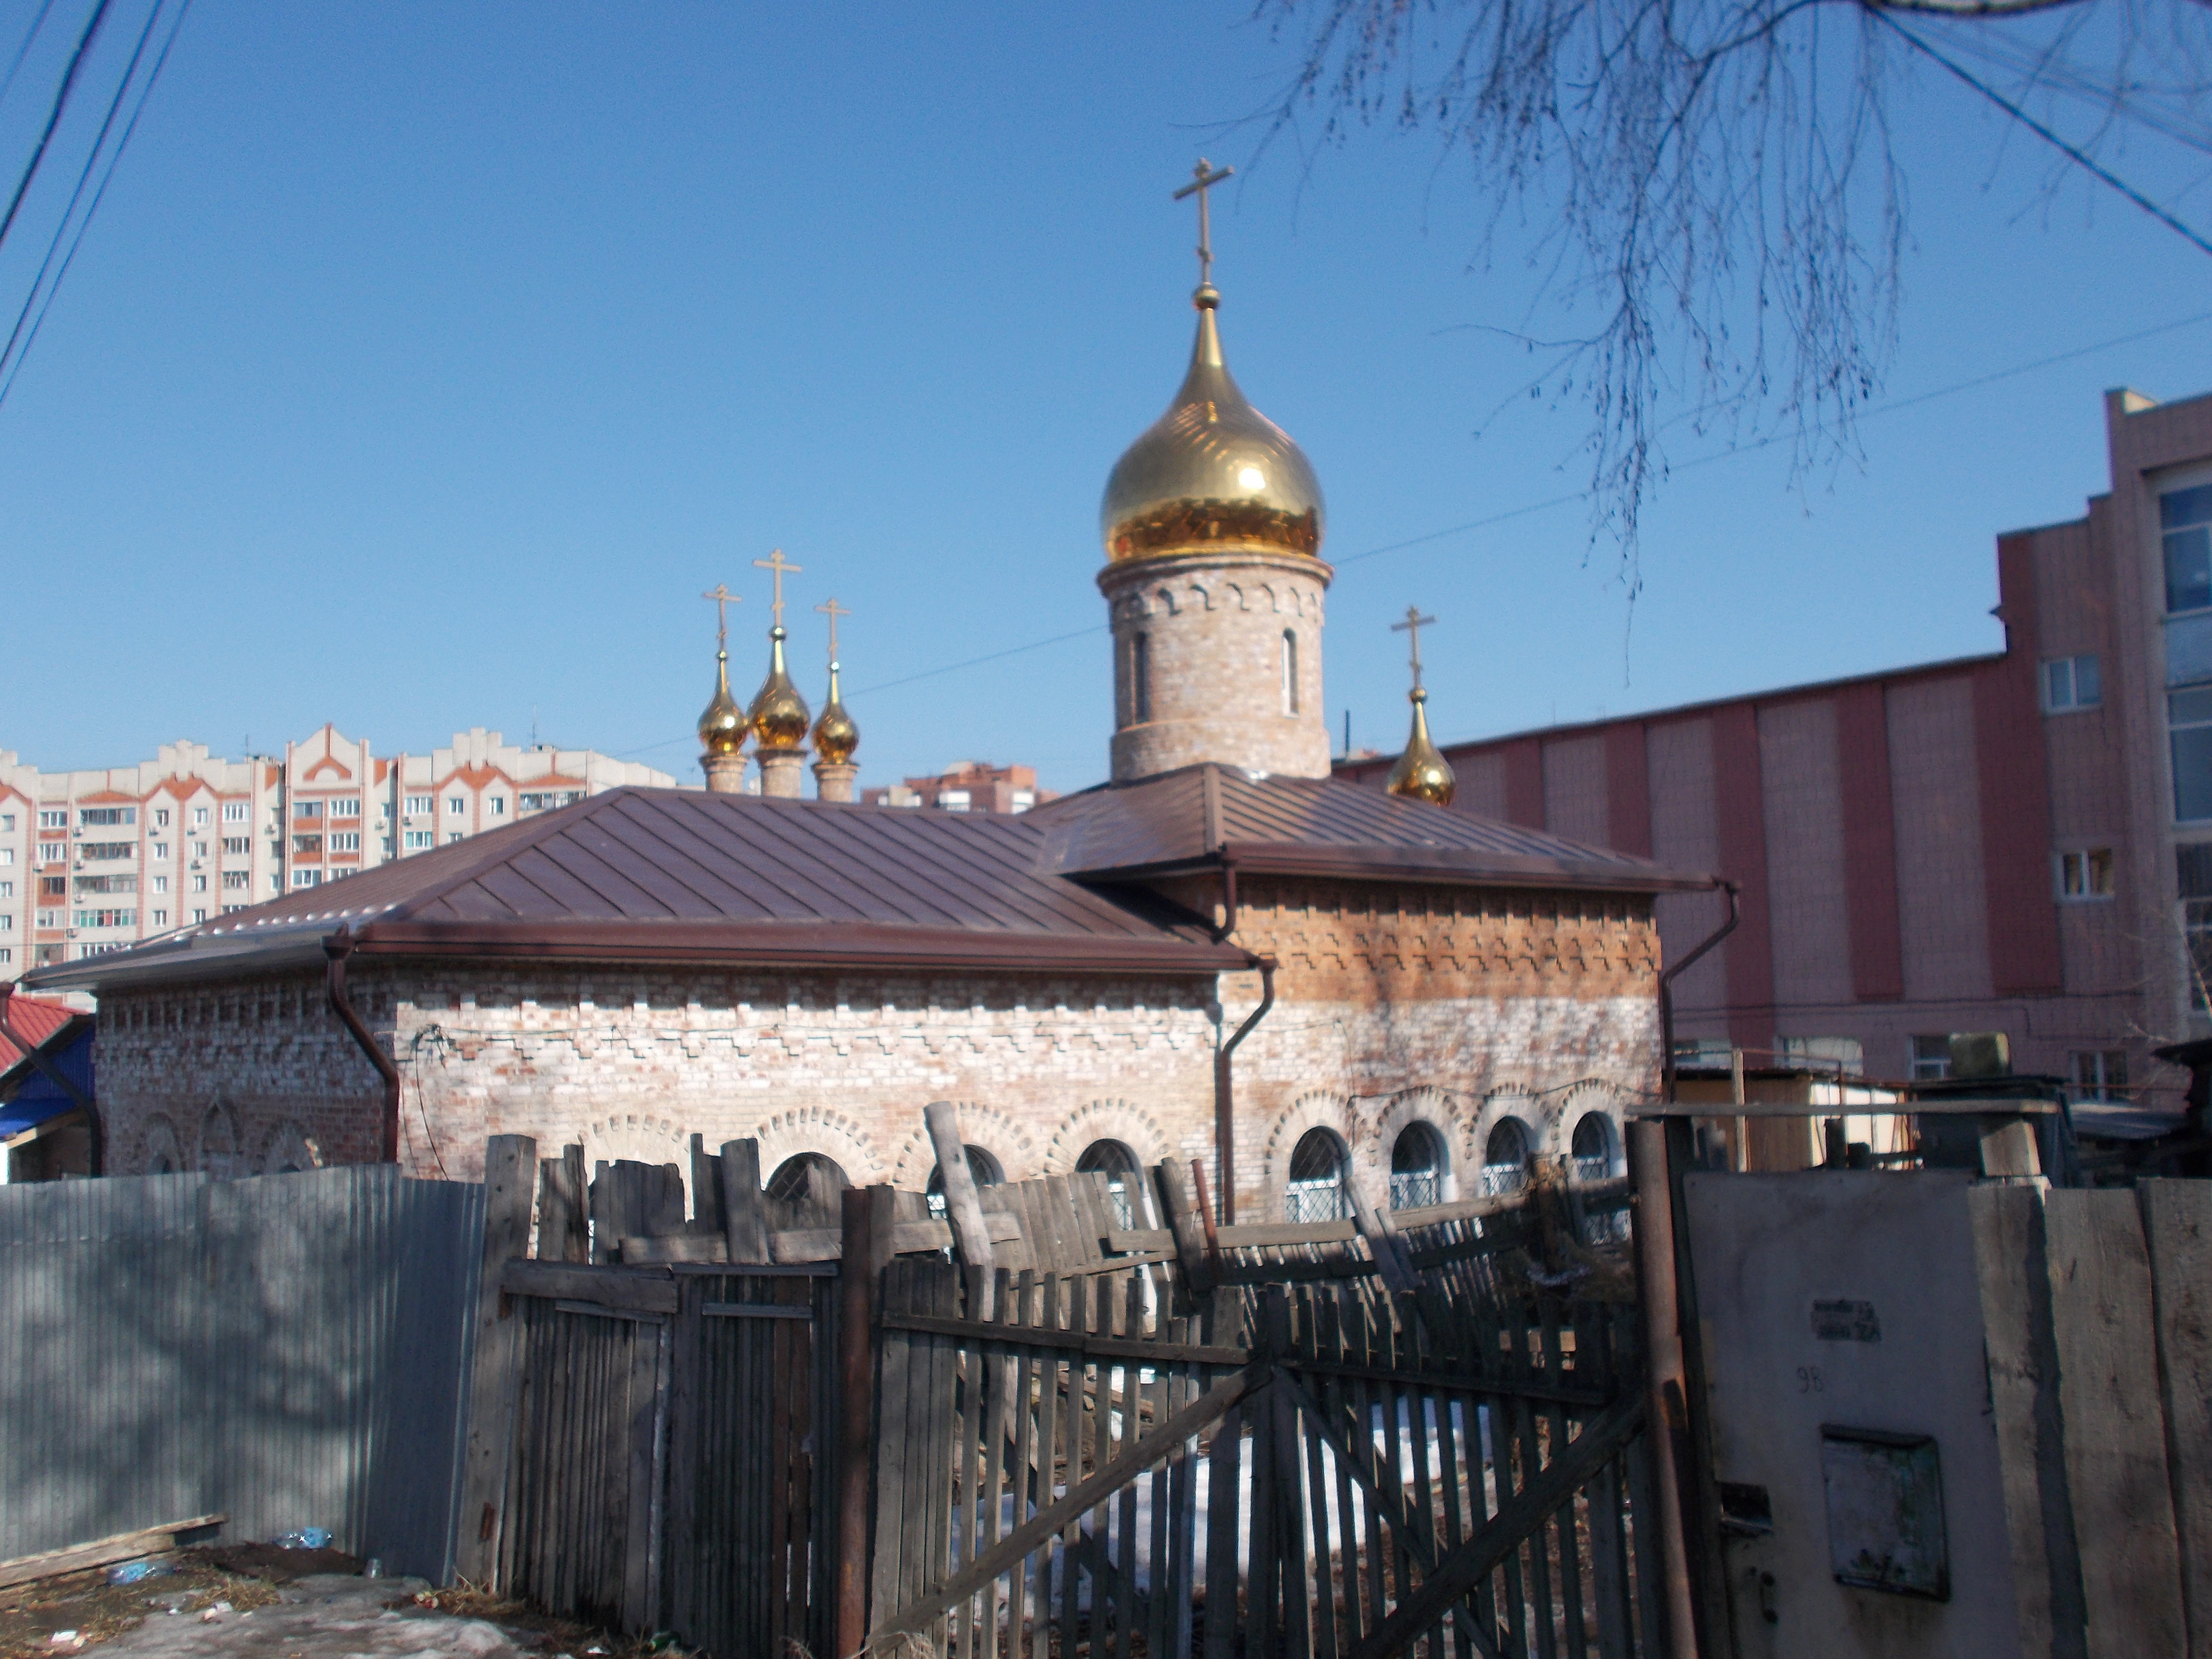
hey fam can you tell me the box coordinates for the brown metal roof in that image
[1027,764,1714,893]
[23,788,1250,993]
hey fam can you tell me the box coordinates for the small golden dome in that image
[812,660,859,766]
[1100,285,1324,564]
[1387,688,1456,807]
[749,626,812,752]
[698,650,747,757]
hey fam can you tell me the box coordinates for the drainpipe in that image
[1659,882,1740,1102]
[324,926,400,1163]
[0,981,102,1175]
[1210,845,1239,943]
[1212,955,1276,1225]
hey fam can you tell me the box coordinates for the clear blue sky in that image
[3,2,2208,794]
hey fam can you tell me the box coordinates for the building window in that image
[2181,846,2212,1010]
[0,882,11,898]
[936,790,972,812]
[1281,629,1299,716]
[405,794,434,815]
[1388,1121,1446,1211]
[2165,484,2212,611]
[74,875,136,895]
[0,848,10,867]
[1909,1035,1953,1081]
[150,842,168,861]
[488,797,506,816]
[37,811,64,830]
[448,796,466,816]
[36,910,58,928]
[292,835,323,857]
[2058,848,2115,900]
[38,842,63,864]
[191,807,209,827]
[222,904,245,915]
[190,875,208,893]
[294,800,322,819]
[1010,790,1035,811]
[79,806,134,827]
[39,877,63,899]
[1777,1035,1866,1076]
[1284,1128,1352,1223]
[191,840,208,859]
[924,1145,1006,1220]
[404,830,433,850]
[72,908,135,928]
[1480,1118,1531,1197]
[2175,687,2212,822]
[2071,1050,2128,1102]
[0,914,10,928]
[328,832,361,852]
[1076,1140,1145,1229]
[765,1153,850,1225]
[0,948,13,964]
[152,809,169,829]
[447,831,463,843]
[222,871,249,890]
[0,813,10,830]
[81,842,132,861]
[1130,632,1151,725]
[151,875,168,893]
[269,873,282,891]
[222,801,247,823]
[191,908,207,924]
[150,909,166,926]
[222,837,248,856]
[330,797,360,818]
[293,870,322,888]
[2043,654,2102,712]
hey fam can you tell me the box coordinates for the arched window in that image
[1076,1139,1146,1228]
[1570,1114,1617,1183]
[1280,630,1299,715]
[766,1152,850,1227]
[1285,1127,1352,1223]
[1389,1122,1447,1211]
[1481,1117,1531,1197]
[926,1145,1005,1219]
[1131,632,1152,724]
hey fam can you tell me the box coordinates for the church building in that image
[23,184,1715,1220]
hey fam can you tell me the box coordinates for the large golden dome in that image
[698,651,746,756]
[1100,284,1324,564]
[749,627,812,753]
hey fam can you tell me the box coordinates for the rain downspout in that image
[324,926,401,1163]
[1213,955,1276,1225]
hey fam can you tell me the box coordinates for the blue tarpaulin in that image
[0,1027,92,1137]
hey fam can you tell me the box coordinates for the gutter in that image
[1213,955,1277,1225]
[324,926,401,1164]
[1659,882,1741,1101]
[0,983,101,1175]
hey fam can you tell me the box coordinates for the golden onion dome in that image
[1387,688,1457,807]
[812,660,859,766]
[698,650,747,756]
[1101,284,1324,564]
[749,626,812,752]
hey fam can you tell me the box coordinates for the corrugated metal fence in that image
[0,1166,483,1580]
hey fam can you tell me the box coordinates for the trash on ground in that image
[270,1531,332,1552]
[99,1565,169,1588]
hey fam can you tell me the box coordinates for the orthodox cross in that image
[1173,158,1233,289]
[815,596,851,662]
[753,549,803,627]
[701,583,740,653]
[1392,606,1437,691]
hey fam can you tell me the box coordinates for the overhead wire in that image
[0,0,60,108]
[0,0,190,406]
[0,0,175,395]
[0,0,113,252]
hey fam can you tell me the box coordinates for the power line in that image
[0,0,114,252]
[0,0,181,398]
[0,0,61,108]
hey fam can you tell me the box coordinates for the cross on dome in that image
[1172,158,1233,294]
[754,549,803,629]
[1392,606,1437,691]
[701,583,740,654]
[815,596,851,663]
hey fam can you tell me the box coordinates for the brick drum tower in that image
[1098,165,1332,782]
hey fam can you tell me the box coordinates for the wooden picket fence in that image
[460,1133,1662,1659]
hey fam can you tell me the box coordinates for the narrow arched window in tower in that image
[1281,629,1299,715]
[1132,632,1152,724]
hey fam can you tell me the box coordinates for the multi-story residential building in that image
[861,760,1057,813]
[0,728,672,978]
[1341,385,2212,1112]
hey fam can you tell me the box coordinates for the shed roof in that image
[1030,764,1713,892]
[0,995,76,1072]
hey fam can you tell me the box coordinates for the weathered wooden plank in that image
[2141,1179,2212,1659]
[0,1514,227,1592]
[620,1232,729,1264]
[880,1310,1249,1367]
[503,1259,682,1314]
[928,1101,998,1270]
[702,1300,814,1320]
[2044,1188,2189,1659]
[718,1138,771,1265]
[688,1133,725,1238]
[1220,1218,1361,1248]
[457,1133,538,1587]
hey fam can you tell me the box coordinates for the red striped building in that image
[1343,386,2212,1104]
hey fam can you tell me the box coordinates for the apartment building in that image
[0,727,672,978]
[1341,385,2212,1109]
[860,760,1057,813]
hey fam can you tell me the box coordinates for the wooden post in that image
[688,1132,725,1236]
[2141,1179,2212,1659]
[559,1144,587,1261]
[719,1138,772,1264]
[455,1133,536,1588]
[1628,1118,1703,1659]
[925,1101,996,1270]
[1156,1158,1215,1295]
[835,1184,896,1656]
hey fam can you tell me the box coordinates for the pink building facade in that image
[1343,386,2212,1107]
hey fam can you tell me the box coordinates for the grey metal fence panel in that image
[0,1166,482,1577]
